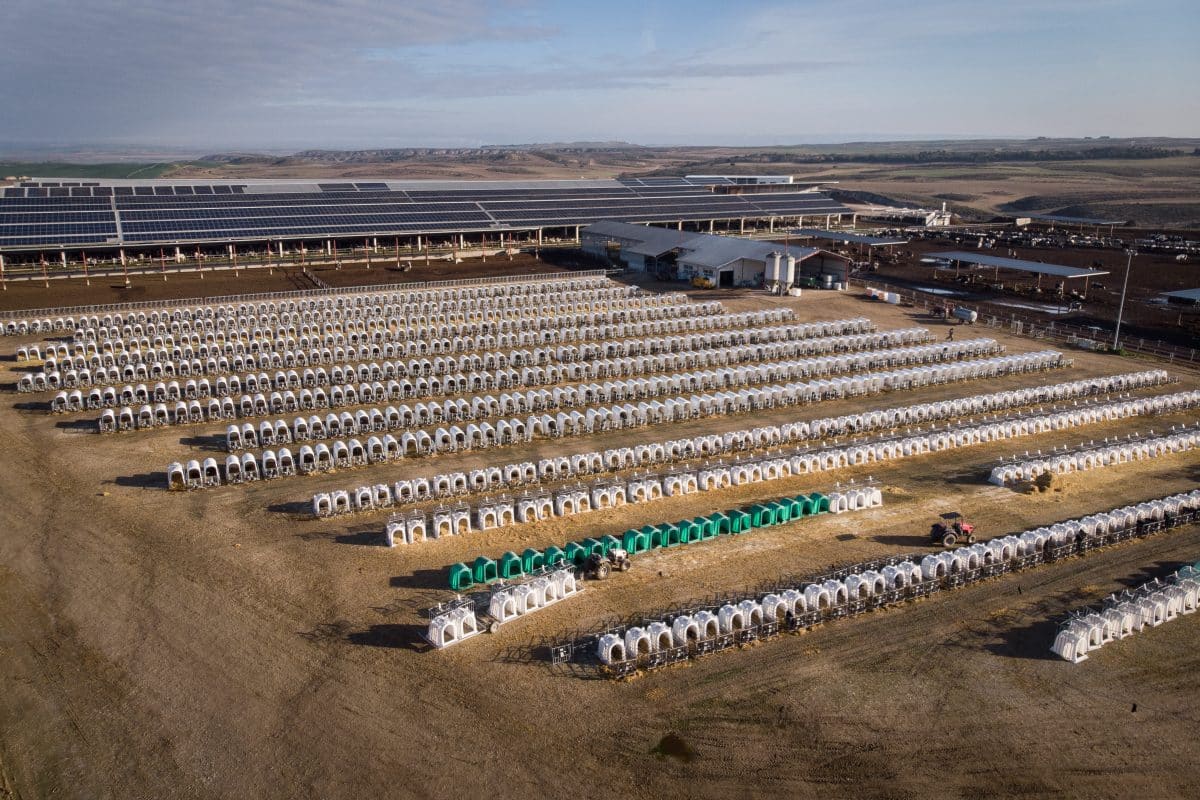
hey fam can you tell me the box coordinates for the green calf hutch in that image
[728,509,752,534]
[498,551,524,580]
[564,542,590,565]
[809,492,830,513]
[794,495,816,516]
[747,504,776,528]
[768,500,793,524]
[472,555,498,584]
[672,519,699,544]
[623,528,651,554]
[581,538,606,558]
[645,524,670,549]
[709,511,733,534]
[521,547,545,573]
[543,545,567,567]
[695,516,718,539]
[600,534,622,555]
[448,562,474,591]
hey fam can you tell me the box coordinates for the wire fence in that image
[0,269,615,322]
[551,507,1199,679]
[851,278,1199,364]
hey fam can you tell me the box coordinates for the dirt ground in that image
[1,278,1198,799]
[857,239,1200,348]
[0,254,568,314]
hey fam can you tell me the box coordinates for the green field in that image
[0,162,178,179]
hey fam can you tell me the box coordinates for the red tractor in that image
[931,514,975,547]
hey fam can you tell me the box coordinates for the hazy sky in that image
[2,0,1197,150]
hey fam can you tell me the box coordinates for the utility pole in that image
[1112,249,1136,351]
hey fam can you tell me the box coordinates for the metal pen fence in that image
[850,278,1199,364]
[557,507,1199,679]
[0,269,615,322]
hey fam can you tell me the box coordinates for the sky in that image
[1,0,1197,151]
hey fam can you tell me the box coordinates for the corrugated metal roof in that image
[1162,288,1200,303]
[792,228,906,246]
[934,251,1109,279]
[678,237,819,270]
[582,221,838,269]
[581,221,694,257]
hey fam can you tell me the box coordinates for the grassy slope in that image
[0,162,178,179]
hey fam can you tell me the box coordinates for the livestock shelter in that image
[582,221,851,288]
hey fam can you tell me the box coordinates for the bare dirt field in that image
[0,255,566,314]
[857,239,1200,348]
[1,277,1198,799]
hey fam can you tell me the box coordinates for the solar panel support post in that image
[120,249,129,288]
[1113,249,1136,351]
[81,251,89,286]
[0,253,6,290]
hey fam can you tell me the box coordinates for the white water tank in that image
[952,306,978,323]
[783,255,797,286]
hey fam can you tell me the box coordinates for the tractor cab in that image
[931,513,975,547]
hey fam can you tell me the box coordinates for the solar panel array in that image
[0,180,849,250]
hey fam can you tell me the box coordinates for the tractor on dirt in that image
[581,548,631,580]
[931,514,975,547]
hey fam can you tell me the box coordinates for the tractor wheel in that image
[942,533,957,547]
[488,621,501,635]
[594,562,610,580]
[617,559,631,572]
[967,534,976,544]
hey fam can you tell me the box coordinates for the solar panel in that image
[0,181,852,250]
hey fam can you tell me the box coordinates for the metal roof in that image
[1162,288,1200,303]
[933,251,1110,279]
[1024,213,1129,226]
[677,237,820,270]
[581,221,836,270]
[582,221,693,257]
[0,179,851,252]
[791,228,906,247]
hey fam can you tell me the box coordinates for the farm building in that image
[581,221,852,288]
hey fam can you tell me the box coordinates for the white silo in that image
[783,254,797,287]
[765,252,782,286]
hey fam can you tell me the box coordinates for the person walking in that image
[947,327,954,341]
